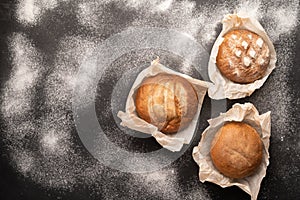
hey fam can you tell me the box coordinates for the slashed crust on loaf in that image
[135,74,198,134]
[216,29,270,84]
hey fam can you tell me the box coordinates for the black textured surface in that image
[0,1,299,200]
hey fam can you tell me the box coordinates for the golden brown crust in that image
[210,122,263,179]
[135,73,198,134]
[216,29,270,84]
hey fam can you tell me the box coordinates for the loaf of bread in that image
[216,29,270,84]
[135,73,198,134]
[210,122,263,179]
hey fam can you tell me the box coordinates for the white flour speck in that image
[17,0,68,25]
[157,0,173,12]
[130,168,182,199]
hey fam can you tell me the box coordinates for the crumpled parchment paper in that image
[117,58,208,152]
[208,12,277,99]
[192,103,271,200]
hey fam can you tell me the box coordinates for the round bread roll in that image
[210,122,263,179]
[135,73,198,134]
[216,29,270,84]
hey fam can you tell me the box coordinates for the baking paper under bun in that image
[208,13,277,99]
[210,121,263,179]
[118,58,208,151]
[135,73,198,134]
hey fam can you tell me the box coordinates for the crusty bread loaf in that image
[135,73,198,134]
[210,122,263,179]
[216,29,270,84]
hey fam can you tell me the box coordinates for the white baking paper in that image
[117,58,208,152]
[208,12,277,99]
[192,103,271,200]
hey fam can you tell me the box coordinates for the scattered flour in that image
[2,0,299,198]
[236,0,262,19]
[16,0,68,25]
[156,0,174,12]
[266,2,299,41]
[130,168,183,199]
[2,33,41,118]
[13,151,35,175]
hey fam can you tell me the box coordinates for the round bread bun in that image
[135,73,198,134]
[210,122,263,179]
[216,29,270,84]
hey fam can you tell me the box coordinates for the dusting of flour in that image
[2,0,299,198]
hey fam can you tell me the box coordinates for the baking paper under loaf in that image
[192,103,271,200]
[208,12,277,99]
[117,58,208,152]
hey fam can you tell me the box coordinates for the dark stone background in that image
[0,0,299,199]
